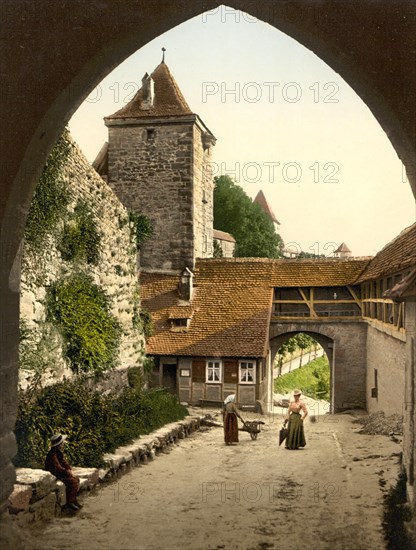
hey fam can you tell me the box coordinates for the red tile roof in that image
[334,242,351,253]
[105,62,193,120]
[254,190,280,224]
[140,257,368,357]
[213,229,235,242]
[196,257,369,287]
[356,223,416,282]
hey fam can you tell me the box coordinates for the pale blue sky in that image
[69,7,415,257]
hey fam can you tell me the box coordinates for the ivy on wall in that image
[139,308,154,339]
[25,128,73,249]
[19,320,62,395]
[58,200,101,264]
[128,211,153,249]
[46,274,122,375]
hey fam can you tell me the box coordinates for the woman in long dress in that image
[284,389,308,449]
[223,394,243,445]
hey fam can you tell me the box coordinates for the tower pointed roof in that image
[253,190,280,225]
[105,61,193,120]
[334,242,351,253]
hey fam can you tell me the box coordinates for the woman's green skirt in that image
[285,412,306,449]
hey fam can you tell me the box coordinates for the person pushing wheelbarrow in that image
[223,394,243,445]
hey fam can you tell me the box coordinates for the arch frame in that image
[1,0,415,519]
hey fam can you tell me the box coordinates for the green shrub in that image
[127,366,142,388]
[128,211,153,249]
[46,274,121,375]
[13,380,188,469]
[213,239,223,258]
[139,308,153,338]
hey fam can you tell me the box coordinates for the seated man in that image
[44,433,82,511]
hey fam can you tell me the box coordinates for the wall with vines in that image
[20,130,147,391]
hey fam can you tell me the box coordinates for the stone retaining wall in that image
[7,415,205,526]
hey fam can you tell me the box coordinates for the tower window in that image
[146,128,155,140]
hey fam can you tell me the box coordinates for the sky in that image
[69,6,415,258]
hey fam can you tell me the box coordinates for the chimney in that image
[141,73,154,110]
[178,267,194,301]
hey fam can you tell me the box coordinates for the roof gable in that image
[105,62,193,120]
[357,223,416,282]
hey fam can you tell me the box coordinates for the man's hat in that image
[50,433,68,447]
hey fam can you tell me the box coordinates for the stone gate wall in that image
[366,326,406,416]
[270,321,368,412]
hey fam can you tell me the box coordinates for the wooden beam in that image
[299,288,317,317]
[273,300,360,304]
[362,298,395,304]
[347,286,362,310]
[397,302,403,329]
[310,288,315,315]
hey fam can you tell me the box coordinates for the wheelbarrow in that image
[239,419,265,440]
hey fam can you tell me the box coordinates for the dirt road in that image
[22,409,401,550]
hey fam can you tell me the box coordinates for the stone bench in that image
[8,414,207,525]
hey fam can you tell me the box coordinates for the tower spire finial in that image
[162,47,166,63]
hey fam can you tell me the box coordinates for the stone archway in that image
[270,330,334,413]
[270,321,368,414]
[1,0,416,515]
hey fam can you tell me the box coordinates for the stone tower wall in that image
[192,125,214,260]
[107,121,199,272]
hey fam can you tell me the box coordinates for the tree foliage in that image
[276,333,317,370]
[213,175,283,258]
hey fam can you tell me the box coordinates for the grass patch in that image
[274,356,330,400]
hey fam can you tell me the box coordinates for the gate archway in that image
[1,0,415,514]
[270,321,367,414]
[270,330,334,412]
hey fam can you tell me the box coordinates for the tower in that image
[104,54,216,273]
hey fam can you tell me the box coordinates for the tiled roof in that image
[105,62,193,120]
[168,306,194,320]
[140,257,369,358]
[254,190,280,224]
[195,258,369,287]
[334,242,351,253]
[213,229,235,242]
[92,142,108,177]
[356,223,416,282]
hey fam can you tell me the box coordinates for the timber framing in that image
[272,285,362,321]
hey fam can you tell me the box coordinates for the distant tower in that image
[103,52,216,272]
[253,190,280,229]
[334,242,352,258]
